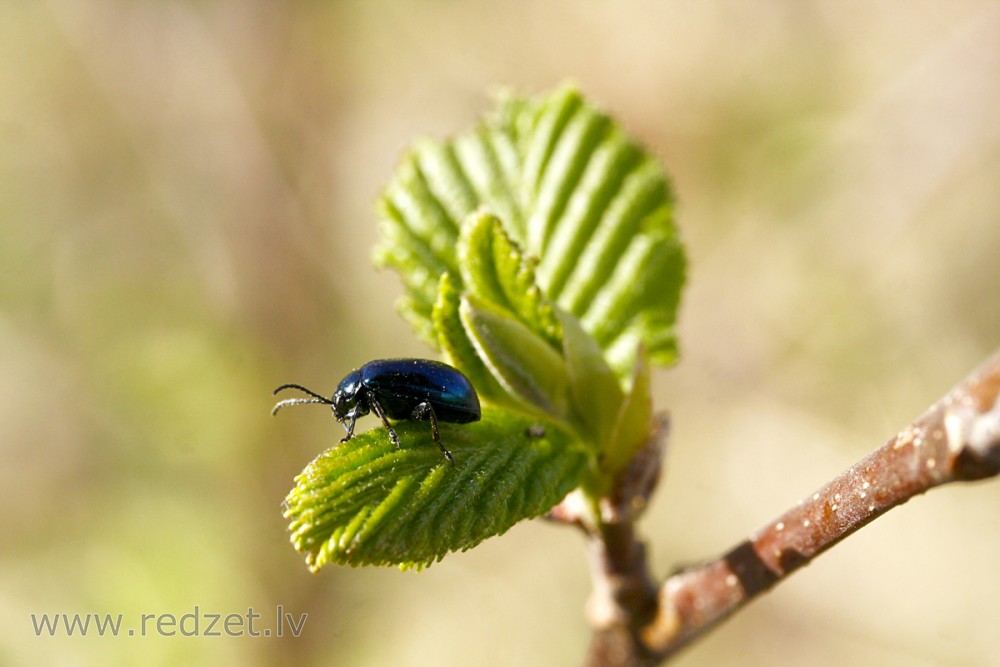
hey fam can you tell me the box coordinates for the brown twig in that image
[581,348,1000,666]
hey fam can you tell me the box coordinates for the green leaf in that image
[433,212,573,422]
[432,272,510,406]
[285,408,590,570]
[459,294,570,420]
[558,308,623,450]
[374,83,686,377]
[602,345,654,478]
[458,212,561,348]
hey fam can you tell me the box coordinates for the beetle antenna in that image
[271,397,330,416]
[271,384,335,416]
[273,383,332,401]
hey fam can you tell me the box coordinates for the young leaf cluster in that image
[284,84,685,569]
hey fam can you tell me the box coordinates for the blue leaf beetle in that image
[271,358,481,465]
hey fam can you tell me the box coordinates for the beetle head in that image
[330,390,352,421]
[329,369,367,422]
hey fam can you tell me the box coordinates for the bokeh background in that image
[2,2,998,665]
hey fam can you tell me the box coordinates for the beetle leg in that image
[413,402,455,466]
[339,413,357,443]
[367,394,401,448]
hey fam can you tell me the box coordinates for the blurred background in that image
[2,1,998,665]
